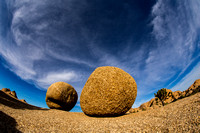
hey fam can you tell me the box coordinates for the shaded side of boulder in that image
[46,82,78,111]
[80,66,137,117]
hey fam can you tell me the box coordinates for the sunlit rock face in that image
[1,88,18,99]
[80,66,137,117]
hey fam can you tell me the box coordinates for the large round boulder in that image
[80,66,137,117]
[46,82,78,111]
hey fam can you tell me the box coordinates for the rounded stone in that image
[80,66,137,117]
[46,82,78,111]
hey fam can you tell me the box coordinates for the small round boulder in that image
[80,66,137,117]
[46,82,78,111]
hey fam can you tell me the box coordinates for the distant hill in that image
[0,79,199,132]
[128,79,200,113]
[1,87,199,132]
[0,88,45,110]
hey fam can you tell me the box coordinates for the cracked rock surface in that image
[80,66,137,117]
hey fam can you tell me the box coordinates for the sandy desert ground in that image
[0,90,199,133]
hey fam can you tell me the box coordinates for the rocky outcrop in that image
[80,66,137,117]
[138,89,173,112]
[20,99,27,103]
[10,91,18,99]
[149,97,163,109]
[172,91,182,100]
[163,89,174,104]
[1,88,18,99]
[127,97,163,113]
[1,88,11,93]
[1,88,29,104]
[128,79,200,113]
[184,79,200,97]
[139,97,162,111]
[126,108,140,114]
[46,82,78,111]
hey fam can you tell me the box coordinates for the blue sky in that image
[0,0,199,112]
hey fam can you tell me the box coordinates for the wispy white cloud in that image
[0,0,199,109]
[0,43,36,80]
[167,56,200,88]
[131,0,200,107]
[36,71,78,89]
[171,62,200,92]
[151,0,199,74]
[0,0,92,91]
[134,0,200,97]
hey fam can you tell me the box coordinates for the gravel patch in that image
[1,92,199,132]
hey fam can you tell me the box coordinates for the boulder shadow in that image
[0,111,22,133]
[84,112,128,118]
